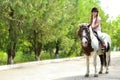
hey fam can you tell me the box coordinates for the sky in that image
[100,0,120,20]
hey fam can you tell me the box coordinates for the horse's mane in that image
[77,23,87,38]
[77,25,82,38]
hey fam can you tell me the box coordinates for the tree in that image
[110,15,120,49]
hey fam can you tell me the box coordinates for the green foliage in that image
[0,51,7,65]
[110,15,120,49]
[14,51,35,63]
[40,51,54,60]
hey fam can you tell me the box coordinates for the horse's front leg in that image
[85,56,90,77]
[94,53,98,77]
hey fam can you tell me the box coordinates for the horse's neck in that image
[89,26,95,39]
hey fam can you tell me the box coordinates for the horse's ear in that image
[87,24,91,28]
[79,24,81,27]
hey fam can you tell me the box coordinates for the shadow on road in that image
[55,73,120,80]
[55,74,106,80]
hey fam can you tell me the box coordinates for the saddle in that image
[92,30,101,42]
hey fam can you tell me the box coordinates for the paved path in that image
[0,52,120,80]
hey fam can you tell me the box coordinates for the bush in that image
[0,51,7,65]
[40,51,55,60]
[14,51,35,63]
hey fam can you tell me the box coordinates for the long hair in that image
[90,7,99,25]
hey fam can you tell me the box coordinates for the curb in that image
[0,57,84,71]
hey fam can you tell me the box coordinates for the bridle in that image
[80,25,91,45]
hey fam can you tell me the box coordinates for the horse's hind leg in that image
[105,52,110,74]
[105,42,111,74]
[99,55,103,74]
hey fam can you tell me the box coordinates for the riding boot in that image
[95,35,106,49]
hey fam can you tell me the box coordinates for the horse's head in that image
[78,23,90,47]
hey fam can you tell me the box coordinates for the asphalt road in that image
[0,52,120,80]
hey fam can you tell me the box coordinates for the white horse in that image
[78,23,111,77]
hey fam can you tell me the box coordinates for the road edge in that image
[0,56,84,71]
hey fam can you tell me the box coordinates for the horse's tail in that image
[107,42,111,66]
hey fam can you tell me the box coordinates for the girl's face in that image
[92,12,98,17]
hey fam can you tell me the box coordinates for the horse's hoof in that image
[99,71,102,74]
[85,74,89,77]
[94,74,98,77]
[105,71,109,74]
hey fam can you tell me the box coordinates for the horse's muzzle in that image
[82,42,88,47]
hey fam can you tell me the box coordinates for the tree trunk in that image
[7,42,16,64]
[35,42,42,61]
[7,49,15,64]
[55,40,60,59]
[33,30,42,61]
[7,8,17,64]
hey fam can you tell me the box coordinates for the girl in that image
[90,7,105,49]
